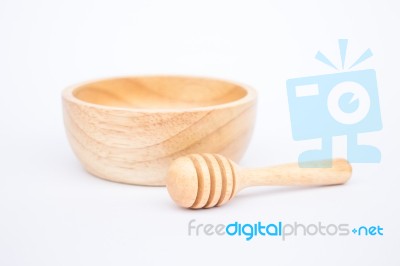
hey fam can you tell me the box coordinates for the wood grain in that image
[166,154,352,208]
[62,76,257,186]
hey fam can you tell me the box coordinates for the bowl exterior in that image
[62,96,256,186]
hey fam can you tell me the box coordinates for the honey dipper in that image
[166,154,352,209]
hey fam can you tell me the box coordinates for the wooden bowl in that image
[62,76,257,186]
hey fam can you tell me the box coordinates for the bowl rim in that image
[62,75,257,113]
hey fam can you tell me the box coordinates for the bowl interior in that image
[72,76,248,109]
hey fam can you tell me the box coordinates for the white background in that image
[1,0,399,265]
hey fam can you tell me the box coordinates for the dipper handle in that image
[239,158,352,189]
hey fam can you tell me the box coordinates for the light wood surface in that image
[166,154,352,209]
[62,76,257,186]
